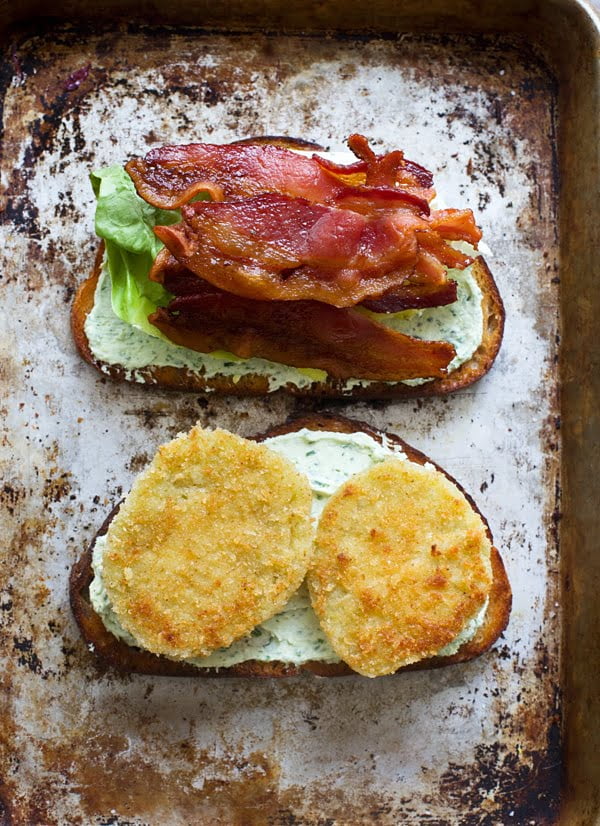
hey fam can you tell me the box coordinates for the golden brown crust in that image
[70,414,511,677]
[231,136,325,151]
[100,426,313,660]
[308,458,493,677]
[71,134,504,398]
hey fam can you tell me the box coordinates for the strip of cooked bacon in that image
[148,284,455,381]
[429,208,483,244]
[361,281,458,312]
[152,249,459,313]
[153,193,478,307]
[346,133,434,189]
[333,185,430,216]
[126,143,348,209]
[125,135,434,210]
[154,194,427,307]
[416,231,476,270]
[149,249,198,293]
[309,156,367,178]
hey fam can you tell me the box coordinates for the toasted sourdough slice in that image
[71,138,505,399]
[70,414,512,677]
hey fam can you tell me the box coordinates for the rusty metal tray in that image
[0,1,598,823]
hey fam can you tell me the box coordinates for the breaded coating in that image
[102,426,313,660]
[308,458,493,677]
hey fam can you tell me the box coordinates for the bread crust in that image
[72,253,503,398]
[70,414,511,677]
[71,137,504,398]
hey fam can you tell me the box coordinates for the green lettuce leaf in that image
[88,166,341,377]
[91,165,181,338]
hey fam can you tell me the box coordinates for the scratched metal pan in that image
[0,0,597,823]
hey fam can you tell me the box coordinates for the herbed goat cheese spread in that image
[84,262,483,391]
[84,147,486,390]
[90,429,488,668]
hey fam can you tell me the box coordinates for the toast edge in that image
[72,131,504,399]
[70,413,512,678]
[72,253,504,398]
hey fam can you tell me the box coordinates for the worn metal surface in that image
[0,13,566,826]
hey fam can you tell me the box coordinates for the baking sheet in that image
[0,18,563,825]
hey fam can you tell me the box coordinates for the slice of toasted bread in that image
[71,137,504,398]
[71,248,503,399]
[70,414,511,677]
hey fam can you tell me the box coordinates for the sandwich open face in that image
[71,136,504,398]
[70,415,511,677]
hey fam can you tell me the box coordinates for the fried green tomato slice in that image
[308,458,492,677]
[102,426,313,660]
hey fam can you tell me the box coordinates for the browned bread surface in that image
[70,414,512,677]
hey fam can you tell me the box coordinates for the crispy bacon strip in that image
[347,133,434,189]
[150,249,198,293]
[149,282,455,381]
[333,185,430,216]
[154,194,478,307]
[126,135,434,210]
[154,194,427,307]
[361,281,458,312]
[310,156,367,177]
[429,208,482,244]
[416,232,475,270]
[126,143,349,209]
[153,249,459,314]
